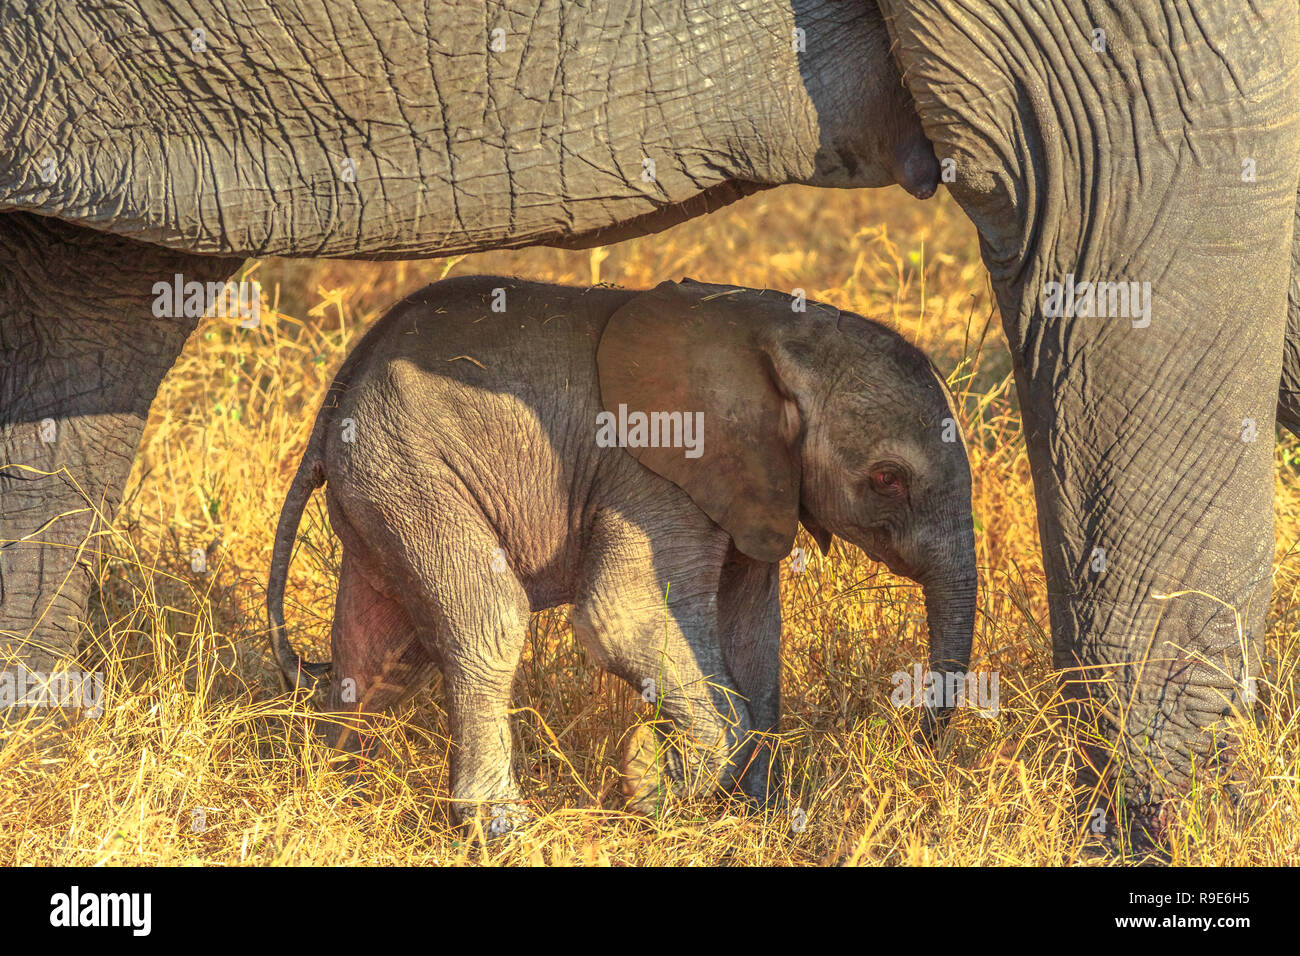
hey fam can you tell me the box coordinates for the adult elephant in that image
[1,1,1297,845]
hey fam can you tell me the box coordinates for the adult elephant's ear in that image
[597,281,802,563]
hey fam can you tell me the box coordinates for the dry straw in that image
[2,186,1295,865]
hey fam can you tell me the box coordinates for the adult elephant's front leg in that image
[879,0,1300,848]
[0,213,241,672]
[1016,304,1281,846]
[1274,187,1300,437]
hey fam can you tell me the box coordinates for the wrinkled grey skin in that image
[3,0,1300,845]
[0,0,933,672]
[265,276,977,824]
[877,0,1300,846]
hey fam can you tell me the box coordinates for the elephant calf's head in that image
[597,279,977,681]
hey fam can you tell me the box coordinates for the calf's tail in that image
[266,423,333,693]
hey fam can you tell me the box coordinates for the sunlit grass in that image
[2,185,1296,865]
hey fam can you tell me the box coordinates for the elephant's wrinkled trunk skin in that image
[921,574,977,684]
[917,524,979,736]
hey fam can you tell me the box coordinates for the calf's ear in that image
[596,280,803,563]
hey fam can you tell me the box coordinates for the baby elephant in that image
[267,275,976,827]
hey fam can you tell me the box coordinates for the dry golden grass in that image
[2,185,1298,865]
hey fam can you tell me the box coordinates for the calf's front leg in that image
[572,509,756,814]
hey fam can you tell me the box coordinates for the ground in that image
[2,185,1297,865]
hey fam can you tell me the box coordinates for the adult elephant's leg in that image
[879,0,1300,844]
[1275,189,1300,437]
[0,213,241,671]
[1013,296,1281,845]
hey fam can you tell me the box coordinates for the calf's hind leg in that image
[325,551,438,758]
[420,536,533,832]
[328,502,533,833]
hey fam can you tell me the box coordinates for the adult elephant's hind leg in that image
[0,213,241,675]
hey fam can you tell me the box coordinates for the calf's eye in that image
[870,469,906,498]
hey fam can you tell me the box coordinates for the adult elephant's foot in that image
[1067,622,1262,854]
[0,213,241,675]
